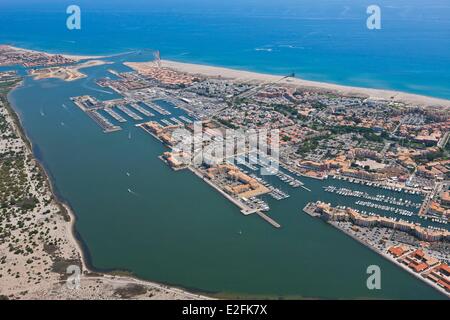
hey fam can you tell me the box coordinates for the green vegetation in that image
[273,103,297,117]
[114,284,148,299]
[0,79,69,285]
[311,101,327,110]
[329,125,390,143]
[414,149,445,164]
[296,134,330,155]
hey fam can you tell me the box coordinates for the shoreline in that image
[159,60,450,108]
[3,82,210,300]
[302,205,449,299]
[5,44,450,107]
[2,45,107,62]
[331,221,449,299]
[3,46,448,299]
[158,59,450,109]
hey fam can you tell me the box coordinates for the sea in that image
[1,0,449,299]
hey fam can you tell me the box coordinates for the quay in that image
[130,103,154,117]
[104,108,127,123]
[71,96,122,133]
[303,203,321,218]
[170,117,184,126]
[179,116,193,124]
[87,110,121,133]
[256,211,281,228]
[117,105,142,120]
[161,119,174,127]
[188,166,281,228]
[143,101,171,115]
[136,123,163,142]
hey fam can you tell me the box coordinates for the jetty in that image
[143,101,171,115]
[117,105,142,120]
[104,108,127,123]
[87,110,121,133]
[179,116,193,124]
[130,103,154,117]
[256,211,281,228]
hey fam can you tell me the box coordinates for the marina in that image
[117,105,143,121]
[160,119,175,127]
[4,48,448,300]
[179,116,193,124]
[103,107,127,123]
[143,101,171,115]
[87,110,122,133]
[130,103,154,117]
[354,200,415,217]
[331,175,424,195]
[170,117,184,126]
[323,186,421,209]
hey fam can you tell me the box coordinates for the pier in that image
[161,119,174,127]
[188,166,281,228]
[256,211,281,228]
[179,116,193,124]
[104,108,127,123]
[117,105,143,120]
[130,103,154,117]
[323,186,421,209]
[303,203,321,218]
[170,117,184,126]
[87,110,121,133]
[143,101,171,115]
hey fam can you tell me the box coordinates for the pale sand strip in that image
[29,60,112,81]
[1,81,208,300]
[158,59,450,108]
[3,45,106,61]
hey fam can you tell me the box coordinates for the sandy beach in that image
[29,60,111,82]
[155,59,450,109]
[3,45,106,61]
[0,81,208,300]
[6,44,450,108]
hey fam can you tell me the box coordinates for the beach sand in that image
[3,45,106,61]
[29,60,111,81]
[0,81,207,300]
[155,59,450,108]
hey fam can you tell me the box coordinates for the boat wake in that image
[127,188,139,196]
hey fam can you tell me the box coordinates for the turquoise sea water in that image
[2,1,450,299]
[1,0,450,99]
